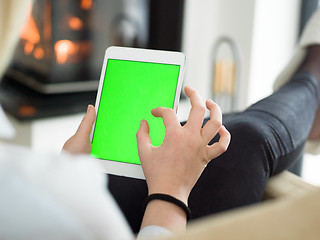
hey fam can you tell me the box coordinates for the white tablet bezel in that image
[90,46,186,179]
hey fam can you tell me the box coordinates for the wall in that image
[248,0,301,105]
[181,0,301,111]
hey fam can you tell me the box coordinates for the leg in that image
[299,45,320,140]
[189,48,320,218]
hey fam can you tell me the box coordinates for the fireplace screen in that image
[7,0,149,94]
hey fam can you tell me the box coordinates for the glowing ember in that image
[33,47,45,60]
[69,16,83,30]
[81,0,93,10]
[24,42,34,55]
[54,40,77,64]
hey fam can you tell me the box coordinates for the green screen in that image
[91,59,180,165]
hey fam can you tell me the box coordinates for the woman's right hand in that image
[136,86,230,231]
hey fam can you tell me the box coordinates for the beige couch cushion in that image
[159,171,320,240]
[263,171,318,199]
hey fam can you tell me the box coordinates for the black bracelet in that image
[143,193,192,221]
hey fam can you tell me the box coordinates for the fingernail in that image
[140,120,144,126]
[87,105,90,113]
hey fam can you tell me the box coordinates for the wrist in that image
[141,199,187,231]
[148,189,189,206]
[143,193,192,221]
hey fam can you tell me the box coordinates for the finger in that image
[206,126,231,161]
[184,86,206,130]
[75,105,96,138]
[151,107,180,129]
[136,120,152,154]
[201,99,222,143]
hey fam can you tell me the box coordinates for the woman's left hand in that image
[62,105,96,154]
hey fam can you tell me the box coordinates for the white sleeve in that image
[136,226,173,240]
[0,144,134,240]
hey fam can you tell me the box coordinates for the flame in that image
[81,0,93,10]
[54,40,77,64]
[20,5,40,55]
[69,16,83,30]
[54,40,91,64]
[24,42,34,55]
[34,47,45,60]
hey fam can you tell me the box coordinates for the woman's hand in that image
[137,86,230,232]
[62,105,96,155]
[137,86,230,204]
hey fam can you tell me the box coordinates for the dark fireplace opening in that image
[0,0,184,120]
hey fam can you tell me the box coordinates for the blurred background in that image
[1,0,319,185]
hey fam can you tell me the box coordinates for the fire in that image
[33,47,45,60]
[20,7,40,55]
[54,40,77,64]
[19,3,92,64]
[81,0,93,10]
[24,42,34,55]
[69,16,83,30]
[54,40,91,64]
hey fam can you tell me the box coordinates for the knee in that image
[218,115,273,150]
[219,116,276,174]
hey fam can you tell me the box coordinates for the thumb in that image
[136,120,152,154]
[75,105,96,138]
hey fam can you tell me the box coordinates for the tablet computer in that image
[90,46,186,179]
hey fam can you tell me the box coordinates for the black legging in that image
[108,72,320,233]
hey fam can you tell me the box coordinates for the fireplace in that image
[0,0,184,120]
[7,0,151,93]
